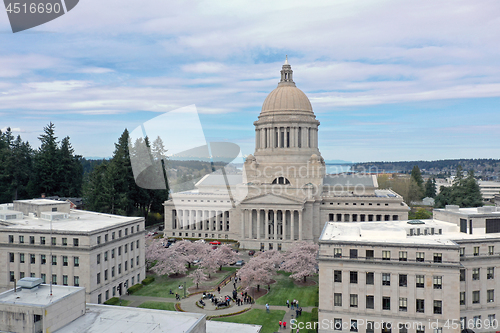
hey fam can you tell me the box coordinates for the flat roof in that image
[56,306,204,333]
[319,219,500,246]
[206,321,261,333]
[14,199,67,205]
[0,209,142,233]
[0,284,84,307]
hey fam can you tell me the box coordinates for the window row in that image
[10,271,79,286]
[328,213,398,223]
[96,257,140,284]
[8,235,79,246]
[460,290,495,305]
[460,267,495,281]
[334,249,443,263]
[97,224,141,244]
[9,253,80,266]
[96,240,140,264]
[460,246,495,257]
[333,294,443,314]
[335,271,443,289]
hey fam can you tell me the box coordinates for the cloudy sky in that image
[1,0,500,162]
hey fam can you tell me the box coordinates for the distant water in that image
[326,164,352,174]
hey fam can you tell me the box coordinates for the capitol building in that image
[163,59,409,250]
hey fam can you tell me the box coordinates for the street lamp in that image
[183,281,186,298]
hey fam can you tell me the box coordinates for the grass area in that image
[134,267,237,298]
[292,311,316,332]
[138,301,176,311]
[212,309,286,333]
[256,272,319,307]
[103,297,131,306]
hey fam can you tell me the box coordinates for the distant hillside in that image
[353,159,500,180]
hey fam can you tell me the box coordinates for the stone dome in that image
[260,57,313,114]
[261,85,313,114]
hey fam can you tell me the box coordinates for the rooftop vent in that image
[0,210,23,220]
[445,205,460,211]
[40,212,69,221]
[407,220,425,225]
[18,277,43,289]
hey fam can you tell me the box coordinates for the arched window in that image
[272,177,290,185]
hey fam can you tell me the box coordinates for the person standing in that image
[283,321,287,329]
[266,303,270,313]
[279,321,282,329]
[286,299,290,308]
[218,286,221,294]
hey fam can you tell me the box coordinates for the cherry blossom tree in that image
[145,237,187,276]
[279,241,319,282]
[189,268,208,289]
[237,250,280,292]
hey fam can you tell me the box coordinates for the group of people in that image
[286,299,300,309]
[278,320,288,329]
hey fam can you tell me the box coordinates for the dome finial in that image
[285,55,288,65]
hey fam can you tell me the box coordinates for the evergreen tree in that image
[424,178,436,198]
[58,137,83,197]
[434,168,483,208]
[33,122,59,196]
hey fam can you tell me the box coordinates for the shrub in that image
[142,276,155,285]
[127,283,143,294]
[104,297,120,305]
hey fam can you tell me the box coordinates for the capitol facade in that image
[163,59,409,250]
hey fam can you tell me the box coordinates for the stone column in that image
[274,210,278,240]
[240,209,245,239]
[291,210,295,241]
[265,209,269,240]
[277,127,281,148]
[248,209,252,239]
[299,210,303,240]
[257,209,261,240]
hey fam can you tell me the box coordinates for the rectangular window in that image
[460,247,465,257]
[74,257,79,267]
[41,255,46,264]
[112,232,115,240]
[119,230,122,238]
[19,235,24,243]
[104,269,108,281]
[399,297,408,312]
[433,253,442,263]
[350,271,358,284]
[30,254,35,264]
[351,320,358,332]
[52,274,57,285]
[73,238,79,246]
[41,273,46,283]
[97,273,101,284]
[460,292,465,305]
[113,286,116,296]
[460,218,467,232]
[350,249,358,259]
[63,256,68,266]
[105,234,108,242]
[112,249,115,258]
[40,237,46,245]
[137,240,139,248]
[334,270,342,282]
[97,236,101,244]
[473,290,480,304]
[382,273,390,286]
[8,235,14,243]
[488,267,494,279]
[489,245,494,255]
[382,296,391,310]
[30,236,35,244]
[366,250,374,260]
[97,254,101,265]
[51,255,57,265]
[125,244,128,253]
[399,251,407,261]
[334,293,342,306]
[136,256,139,265]
[125,261,128,271]
[334,248,342,258]
[112,266,115,277]
[472,268,480,280]
[399,274,407,287]
[118,246,121,255]
[474,246,479,256]
[51,237,56,245]
[366,272,374,285]
[131,241,134,250]
[460,269,465,281]
[433,276,442,289]
[125,228,128,236]
[130,259,133,268]
[9,252,14,262]
[473,316,481,328]
[416,252,425,262]
[486,219,500,233]
[487,289,494,303]
[62,237,67,246]
[63,275,68,286]
[334,319,342,331]
[104,251,108,261]
[350,294,358,308]
[366,295,374,309]
[118,264,122,274]
[10,271,14,282]
[382,250,391,260]
[416,275,425,288]
[416,299,424,313]
[366,322,375,333]
[74,276,79,286]
[19,272,25,279]
[106,290,109,300]
[433,300,442,314]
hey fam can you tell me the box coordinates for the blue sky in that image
[1,0,500,162]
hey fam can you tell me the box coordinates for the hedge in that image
[127,283,143,294]
[308,307,319,333]
[142,276,155,285]
[103,297,120,305]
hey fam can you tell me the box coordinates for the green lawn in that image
[291,311,317,333]
[138,301,176,311]
[256,272,319,307]
[134,267,237,298]
[212,309,286,333]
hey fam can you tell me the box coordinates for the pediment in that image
[241,193,304,205]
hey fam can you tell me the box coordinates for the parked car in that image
[193,259,202,264]
[248,250,255,256]
[209,241,221,245]
[235,260,245,266]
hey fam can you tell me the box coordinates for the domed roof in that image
[261,85,313,114]
[261,58,313,114]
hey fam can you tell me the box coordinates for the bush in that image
[308,308,319,333]
[127,283,143,294]
[104,297,120,305]
[142,276,155,285]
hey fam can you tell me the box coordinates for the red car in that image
[209,241,221,245]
